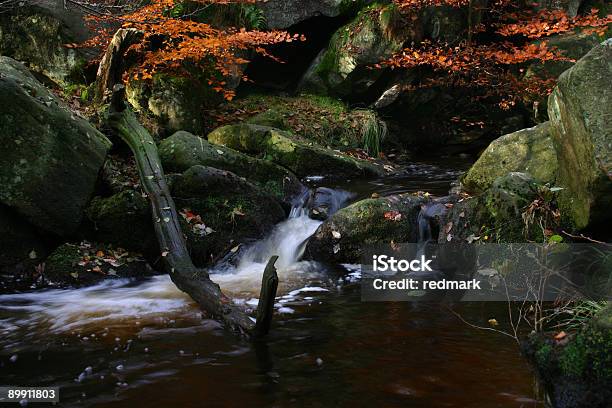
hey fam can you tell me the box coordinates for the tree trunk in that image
[95,29,143,103]
[107,85,255,334]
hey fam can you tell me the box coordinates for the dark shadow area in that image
[239,15,351,94]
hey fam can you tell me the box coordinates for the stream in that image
[0,159,543,407]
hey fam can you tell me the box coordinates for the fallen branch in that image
[107,85,255,334]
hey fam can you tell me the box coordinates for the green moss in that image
[536,342,554,371]
[559,326,612,381]
[211,94,385,151]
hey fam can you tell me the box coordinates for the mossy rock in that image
[556,324,612,406]
[547,39,612,230]
[85,190,158,255]
[209,94,386,152]
[85,164,286,268]
[159,130,304,201]
[299,2,410,97]
[462,122,558,193]
[208,124,388,179]
[525,30,610,122]
[447,173,553,243]
[525,326,612,408]
[171,165,286,266]
[485,173,546,242]
[593,304,612,331]
[0,6,89,86]
[126,72,224,136]
[305,193,426,263]
[0,204,48,268]
[0,57,111,236]
[44,243,155,287]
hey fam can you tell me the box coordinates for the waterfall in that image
[210,187,353,296]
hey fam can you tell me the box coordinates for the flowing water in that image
[0,161,543,407]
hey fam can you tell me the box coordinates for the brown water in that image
[0,159,544,408]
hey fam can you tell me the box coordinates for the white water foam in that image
[0,189,352,340]
[210,209,325,296]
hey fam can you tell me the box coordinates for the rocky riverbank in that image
[0,2,610,406]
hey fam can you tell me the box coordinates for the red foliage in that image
[382,1,610,108]
[85,0,304,99]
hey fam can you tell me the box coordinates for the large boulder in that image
[85,166,287,267]
[159,130,304,202]
[0,57,111,236]
[305,194,426,263]
[213,93,387,152]
[208,124,388,179]
[0,3,90,86]
[85,190,158,255]
[171,166,286,266]
[126,73,221,136]
[0,205,49,279]
[462,122,558,192]
[44,243,154,288]
[525,31,609,122]
[299,2,411,97]
[447,173,550,243]
[547,39,612,230]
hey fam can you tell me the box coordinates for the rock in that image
[260,0,369,29]
[305,194,426,263]
[525,31,609,122]
[299,3,410,97]
[524,319,612,408]
[535,0,584,17]
[462,122,558,192]
[208,124,388,179]
[0,204,48,268]
[449,173,548,243]
[0,4,90,86]
[85,190,158,255]
[547,39,612,230]
[213,94,387,151]
[159,130,304,202]
[171,165,286,266]
[0,57,112,236]
[0,205,51,292]
[484,173,542,239]
[44,243,155,287]
[126,73,222,136]
[85,165,286,267]
[422,4,467,43]
[593,304,612,330]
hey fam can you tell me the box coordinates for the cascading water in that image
[210,188,353,296]
[0,188,353,339]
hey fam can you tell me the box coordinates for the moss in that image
[85,190,158,255]
[298,1,406,96]
[462,122,558,193]
[171,165,286,266]
[208,94,385,151]
[159,130,304,201]
[559,326,612,382]
[536,342,554,372]
[44,243,153,287]
[305,194,427,263]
